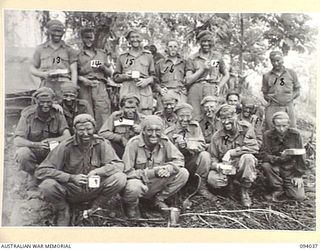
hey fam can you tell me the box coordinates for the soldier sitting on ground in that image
[260,111,307,202]
[35,114,126,226]
[208,104,259,207]
[122,115,189,219]
[99,94,145,158]
[164,103,215,201]
[199,96,222,147]
[59,82,93,135]
[14,87,71,190]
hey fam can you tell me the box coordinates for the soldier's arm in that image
[261,74,270,102]
[30,47,49,79]
[90,139,124,177]
[113,57,130,83]
[185,66,206,86]
[208,134,221,170]
[293,132,307,177]
[34,142,71,183]
[218,59,230,90]
[122,139,157,183]
[99,116,123,142]
[163,139,185,172]
[291,70,301,101]
[230,126,259,157]
[70,62,78,86]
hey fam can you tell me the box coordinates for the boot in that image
[240,187,252,208]
[124,203,141,219]
[198,180,217,201]
[264,190,285,203]
[56,206,70,226]
[151,196,169,212]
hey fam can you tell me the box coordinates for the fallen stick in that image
[180,213,249,229]
[198,215,214,228]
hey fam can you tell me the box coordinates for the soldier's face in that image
[37,97,53,113]
[143,124,162,145]
[123,101,138,119]
[242,106,252,118]
[227,94,240,107]
[273,118,289,136]
[63,93,77,106]
[177,110,192,129]
[220,113,236,131]
[270,56,284,71]
[163,100,177,114]
[167,41,179,57]
[203,101,218,118]
[200,39,212,53]
[50,30,64,43]
[75,122,95,144]
[83,32,95,48]
[129,32,141,48]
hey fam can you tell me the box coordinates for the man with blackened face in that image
[99,94,145,158]
[35,114,126,226]
[122,115,188,219]
[208,104,259,207]
[155,92,178,129]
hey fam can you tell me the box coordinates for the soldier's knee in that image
[110,172,127,189]
[261,162,273,172]
[199,151,211,161]
[124,179,147,197]
[207,170,228,189]
[15,147,33,163]
[176,168,189,184]
[38,179,60,196]
[241,154,256,164]
[286,185,305,201]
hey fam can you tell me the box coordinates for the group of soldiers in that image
[13,19,308,226]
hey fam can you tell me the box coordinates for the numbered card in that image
[91,60,102,68]
[49,141,59,151]
[88,175,100,188]
[210,60,220,67]
[131,71,140,79]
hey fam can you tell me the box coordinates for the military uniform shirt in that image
[186,51,227,83]
[15,105,69,142]
[35,135,124,182]
[262,67,300,105]
[208,120,259,163]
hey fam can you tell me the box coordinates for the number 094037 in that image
[300,244,318,248]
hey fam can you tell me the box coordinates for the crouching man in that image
[122,115,189,219]
[208,104,259,207]
[260,111,307,202]
[35,114,126,226]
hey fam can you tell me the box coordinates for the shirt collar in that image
[34,108,55,122]
[44,40,66,49]
[72,134,100,146]
[270,66,287,75]
[83,47,97,57]
[164,55,184,65]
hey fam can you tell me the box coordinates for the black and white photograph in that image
[2,9,318,231]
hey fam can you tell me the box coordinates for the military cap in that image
[217,104,236,117]
[73,114,96,127]
[269,51,283,59]
[272,111,289,123]
[174,103,193,114]
[80,27,95,37]
[120,93,140,106]
[200,95,219,106]
[241,97,255,108]
[46,20,64,32]
[196,30,214,42]
[141,115,164,129]
[61,82,79,94]
[33,87,55,99]
[125,29,140,40]
[162,92,178,102]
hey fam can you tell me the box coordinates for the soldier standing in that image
[77,27,113,130]
[114,30,155,115]
[185,30,229,120]
[262,51,300,129]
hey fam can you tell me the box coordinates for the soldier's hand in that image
[87,170,98,177]
[132,124,142,134]
[70,174,88,186]
[154,166,171,178]
[177,140,187,149]
[41,71,50,79]
[136,78,150,88]
[36,141,50,150]
[291,177,304,188]
[222,151,231,162]
[52,104,64,114]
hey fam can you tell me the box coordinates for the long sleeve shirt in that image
[35,135,124,183]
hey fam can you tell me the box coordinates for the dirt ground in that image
[1,114,316,230]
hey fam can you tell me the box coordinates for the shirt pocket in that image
[135,157,148,170]
[40,51,53,70]
[55,51,70,69]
